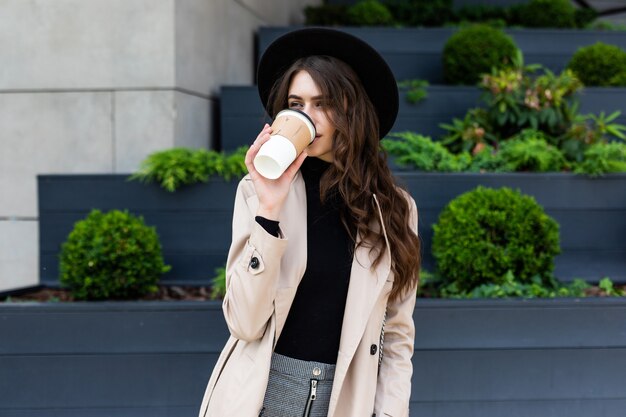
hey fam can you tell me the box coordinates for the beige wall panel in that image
[0,92,113,217]
[173,92,212,149]
[0,221,38,293]
[235,0,319,25]
[114,91,176,173]
[0,0,174,90]
[175,0,321,95]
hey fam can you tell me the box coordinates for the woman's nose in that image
[300,106,315,123]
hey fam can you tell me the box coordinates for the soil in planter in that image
[2,284,624,303]
[0,285,215,303]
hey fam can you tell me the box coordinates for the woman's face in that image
[287,70,337,162]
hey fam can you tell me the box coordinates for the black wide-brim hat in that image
[257,28,399,139]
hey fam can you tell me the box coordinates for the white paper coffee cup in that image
[253,109,316,179]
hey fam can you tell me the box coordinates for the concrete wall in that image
[0,0,319,293]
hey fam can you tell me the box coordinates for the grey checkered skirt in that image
[259,352,336,417]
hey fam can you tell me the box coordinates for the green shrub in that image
[574,142,626,176]
[383,0,453,27]
[574,7,598,28]
[440,108,495,154]
[518,0,577,28]
[129,147,248,192]
[432,187,560,292]
[433,271,590,299]
[468,131,566,172]
[382,132,471,171]
[397,79,429,104]
[454,5,510,26]
[497,130,566,172]
[443,25,518,85]
[304,4,351,26]
[59,209,170,300]
[467,145,504,172]
[479,58,582,141]
[567,43,626,87]
[210,266,226,300]
[348,0,393,26]
[598,277,626,296]
[463,274,589,299]
[609,71,626,87]
[563,110,626,161]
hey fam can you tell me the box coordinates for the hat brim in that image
[257,28,398,139]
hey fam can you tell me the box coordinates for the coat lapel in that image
[337,234,391,363]
[329,221,392,416]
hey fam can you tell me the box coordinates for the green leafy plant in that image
[469,131,566,173]
[210,266,226,300]
[598,277,625,296]
[562,111,626,161]
[432,187,560,292]
[382,132,471,171]
[567,42,626,87]
[453,4,510,26]
[609,71,626,86]
[495,130,567,172]
[581,111,626,141]
[435,272,590,299]
[479,56,582,140]
[129,147,248,192]
[440,108,495,154]
[574,142,626,176]
[442,24,518,85]
[517,0,577,28]
[397,79,429,104]
[59,209,170,300]
[588,20,626,31]
[383,0,454,27]
[348,0,393,26]
[304,3,351,26]
[574,7,599,29]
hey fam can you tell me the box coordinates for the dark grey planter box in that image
[397,172,626,283]
[219,85,626,151]
[38,174,239,287]
[39,171,626,286]
[0,301,226,417]
[1,298,625,417]
[258,27,626,83]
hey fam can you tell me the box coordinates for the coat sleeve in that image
[221,177,288,342]
[374,196,419,417]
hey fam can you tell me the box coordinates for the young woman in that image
[198,28,421,417]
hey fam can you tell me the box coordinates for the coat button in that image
[370,344,377,355]
[249,257,260,269]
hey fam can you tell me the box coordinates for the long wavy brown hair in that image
[267,56,421,301]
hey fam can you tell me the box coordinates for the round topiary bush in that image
[432,187,560,292]
[609,71,626,87]
[443,25,518,85]
[517,0,577,28]
[567,43,626,87]
[348,0,393,26]
[59,209,170,300]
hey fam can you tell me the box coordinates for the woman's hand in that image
[245,123,308,220]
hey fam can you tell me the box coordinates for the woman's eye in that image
[289,102,302,108]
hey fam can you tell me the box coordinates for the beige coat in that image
[198,171,418,417]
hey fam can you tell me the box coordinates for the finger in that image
[246,125,272,165]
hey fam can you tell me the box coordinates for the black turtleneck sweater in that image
[256,157,354,364]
